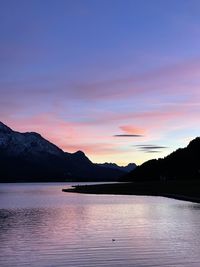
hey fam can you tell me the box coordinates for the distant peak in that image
[72,150,92,163]
[126,163,137,167]
[0,122,13,133]
[73,150,86,158]
[74,150,86,156]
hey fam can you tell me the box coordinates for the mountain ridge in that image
[0,122,133,182]
[97,162,137,172]
[124,137,200,181]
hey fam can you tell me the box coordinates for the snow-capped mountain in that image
[0,122,64,158]
[0,122,125,182]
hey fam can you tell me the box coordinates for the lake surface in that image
[1,183,200,267]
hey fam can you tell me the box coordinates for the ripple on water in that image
[1,183,200,267]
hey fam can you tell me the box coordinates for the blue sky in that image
[1,0,200,165]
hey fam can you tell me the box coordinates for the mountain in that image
[0,122,124,182]
[124,137,200,182]
[97,162,136,173]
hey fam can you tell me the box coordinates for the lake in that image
[0,183,200,267]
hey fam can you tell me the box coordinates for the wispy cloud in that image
[2,57,200,106]
[62,57,200,101]
[114,134,143,137]
[135,145,168,149]
[134,144,168,153]
[144,150,161,153]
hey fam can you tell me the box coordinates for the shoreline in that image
[62,181,200,204]
[161,194,200,204]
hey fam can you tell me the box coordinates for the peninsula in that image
[63,137,200,203]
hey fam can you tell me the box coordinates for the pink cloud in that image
[119,125,146,135]
[79,104,185,127]
[61,57,200,101]
[2,56,200,105]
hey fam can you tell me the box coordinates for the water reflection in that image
[0,183,200,267]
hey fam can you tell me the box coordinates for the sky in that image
[1,0,200,165]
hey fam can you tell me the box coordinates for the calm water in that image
[1,183,200,267]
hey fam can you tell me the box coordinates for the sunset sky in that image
[1,0,200,165]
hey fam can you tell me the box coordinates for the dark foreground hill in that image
[124,137,200,182]
[63,138,200,203]
[0,122,126,182]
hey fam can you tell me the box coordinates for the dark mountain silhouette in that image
[0,122,125,182]
[124,137,200,182]
[63,137,200,202]
[97,162,136,172]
